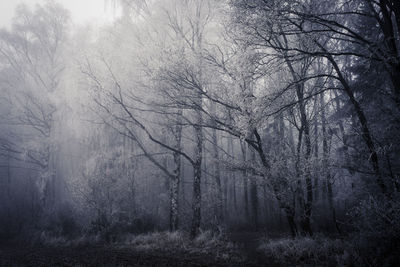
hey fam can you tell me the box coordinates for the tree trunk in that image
[190,112,203,239]
[228,136,238,213]
[301,110,313,236]
[332,89,351,173]
[321,92,341,233]
[285,55,313,236]
[170,156,180,231]
[240,141,250,222]
[313,98,319,202]
[262,182,269,223]
[170,114,182,231]
[249,147,259,229]
[287,211,298,238]
[211,125,223,224]
[233,173,238,212]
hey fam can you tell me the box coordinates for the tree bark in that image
[170,113,182,231]
[211,124,223,224]
[289,64,313,236]
[313,98,319,202]
[321,92,341,233]
[228,136,238,213]
[190,110,203,239]
[248,147,259,229]
[240,141,250,222]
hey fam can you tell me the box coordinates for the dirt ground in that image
[0,232,274,266]
[0,245,267,267]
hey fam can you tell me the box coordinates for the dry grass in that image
[35,230,244,263]
[257,235,357,266]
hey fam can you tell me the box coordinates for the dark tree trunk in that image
[298,84,313,236]
[233,173,238,212]
[285,206,298,238]
[190,117,203,239]
[249,147,259,229]
[240,141,250,222]
[170,117,182,231]
[263,182,269,223]
[302,115,313,236]
[332,89,351,173]
[228,136,238,213]
[313,98,319,202]
[321,92,341,233]
[211,125,223,224]
[284,54,313,236]
[250,177,259,229]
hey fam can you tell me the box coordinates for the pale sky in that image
[0,0,120,28]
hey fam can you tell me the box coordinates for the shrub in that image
[352,195,400,266]
[40,203,80,240]
[124,231,186,251]
[122,230,242,262]
[258,236,356,266]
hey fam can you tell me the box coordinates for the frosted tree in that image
[0,1,70,208]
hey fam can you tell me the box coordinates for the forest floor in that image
[0,245,267,266]
[0,245,254,266]
[0,232,272,266]
[0,231,351,266]
[227,232,266,264]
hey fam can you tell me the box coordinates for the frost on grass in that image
[123,231,242,262]
[37,230,243,262]
[258,236,357,266]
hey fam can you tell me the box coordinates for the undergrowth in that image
[257,235,359,266]
[35,230,244,263]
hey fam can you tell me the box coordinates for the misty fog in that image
[0,0,399,266]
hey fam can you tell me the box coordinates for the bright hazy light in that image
[0,0,120,28]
